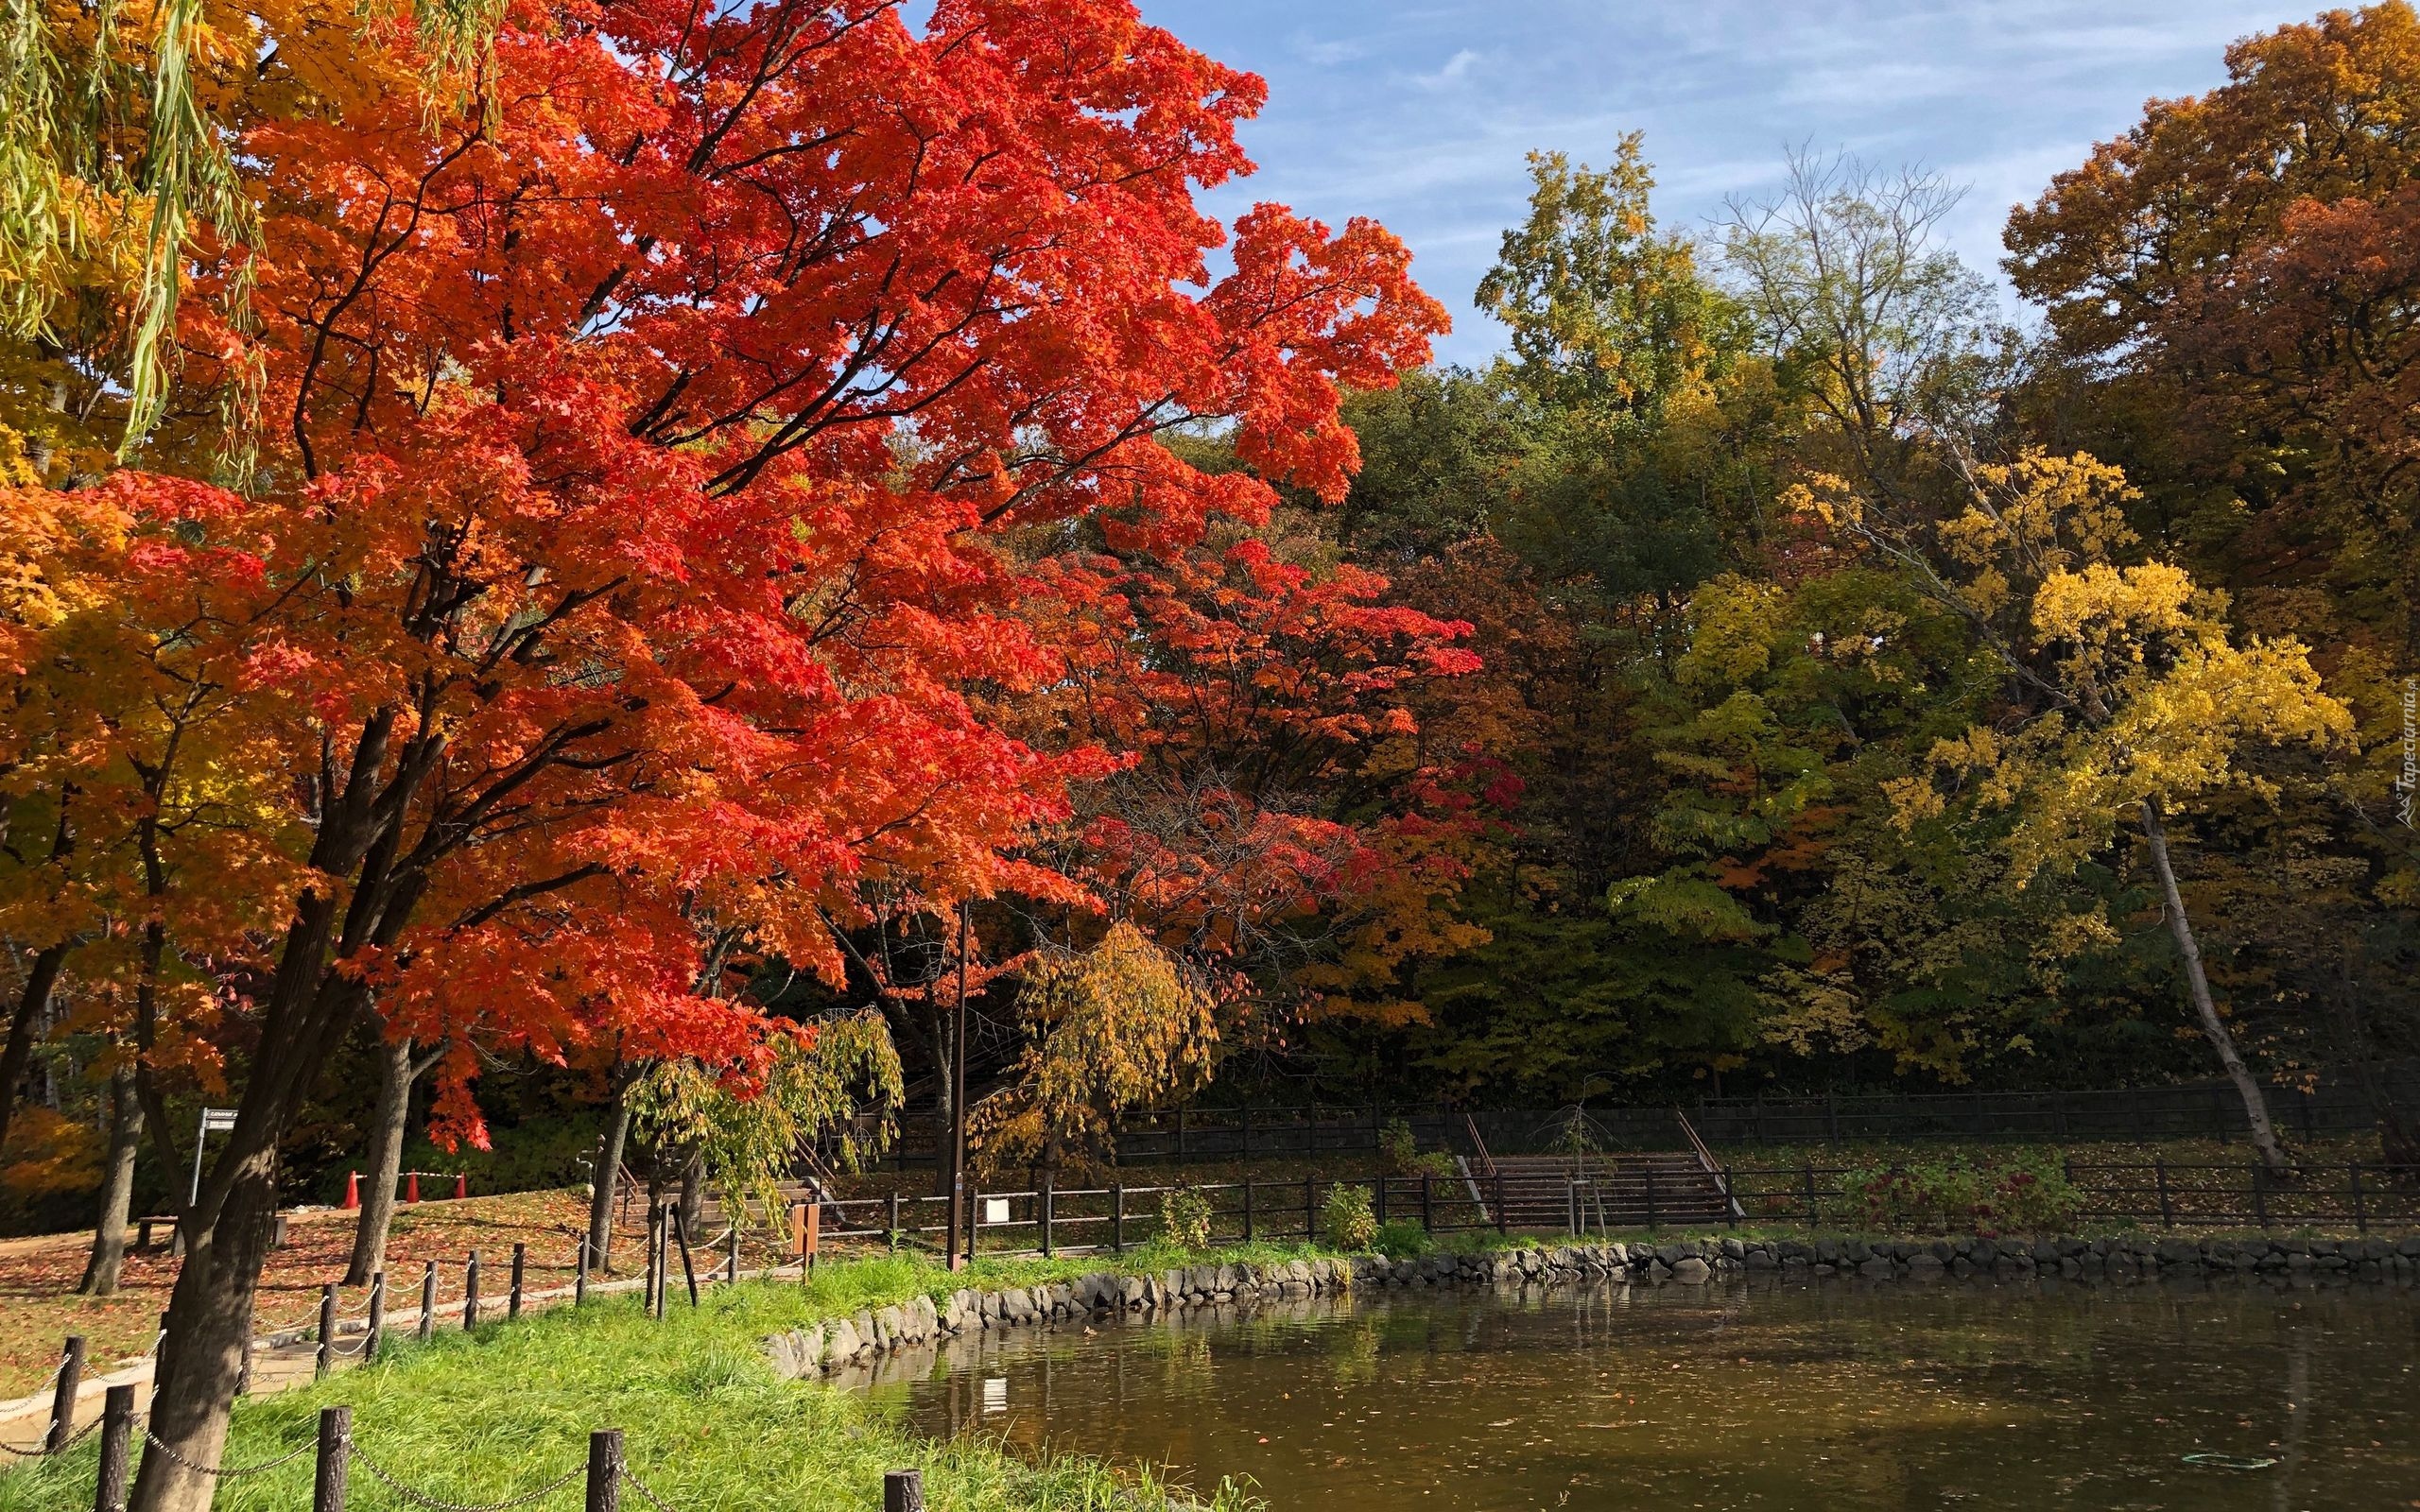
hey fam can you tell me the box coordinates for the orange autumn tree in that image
[0,2,1444,1505]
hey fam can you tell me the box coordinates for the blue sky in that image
[1135,0,2310,368]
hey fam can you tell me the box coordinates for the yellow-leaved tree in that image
[973,922,1218,1181]
[1818,452,2355,1174]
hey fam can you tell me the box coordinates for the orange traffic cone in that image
[342,1171,360,1211]
[406,1172,421,1204]
[453,1173,468,1199]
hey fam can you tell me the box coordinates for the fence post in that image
[585,1430,623,1512]
[2252,1162,2270,1228]
[1495,1170,1507,1235]
[510,1243,527,1320]
[312,1405,350,1512]
[1421,1172,1433,1233]
[1374,1174,1388,1228]
[1722,1167,1736,1228]
[1305,1175,1317,1241]
[671,1205,699,1306]
[316,1285,337,1379]
[645,1204,663,1317]
[2350,1161,2366,1235]
[1824,1090,1839,1142]
[1241,1177,1253,1244]
[93,1384,134,1512]
[1174,1108,1185,1159]
[576,1236,588,1307]
[2154,1160,2173,1228]
[1039,1179,1055,1259]
[419,1261,437,1341]
[888,1192,902,1251]
[1565,1180,1579,1236]
[1803,1162,1817,1227]
[1110,1184,1124,1254]
[726,1222,740,1283]
[463,1250,481,1331]
[366,1273,386,1361]
[967,1182,981,1262]
[1241,1106,1253,1161]
[46,1336,84,1452]
[1645,1164,1658,1228]
[883,1469,926,1512]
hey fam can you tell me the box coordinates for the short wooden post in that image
[2154,1160,2174,1228]
[503,1243,523,1320]
[646,1204,664,1316]
[671,1204,699,1307]
[419,1261,438,1341]
[312,1405,350,1512]
[316,1285,337,1379]
[462,1250,481,1330]
[585,1430,623,1512]
[726,1221,739,1283]
[1110,1184,1124,1254]
[883,1469,925,1512]
[966,1182,981,1261]
[1421,1173,1433,1232]
[575,1236,589,1306]
[46,1335,84,1452]
[888,1192,902,1251]
[1241,1177,1253,1244]
[272,1214,288,1250]
[1038,1177,1055,1258]
[93,1385,134,1512]
[366,1272,386,1362]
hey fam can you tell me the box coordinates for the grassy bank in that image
[0,1247,1307,1512]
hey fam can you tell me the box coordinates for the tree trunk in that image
[586,1064,634,1272]
[343,1036,419,1286]
[929,1002,954,1198]
[677,1152,704,1239]
[0,941,70,1159]
[2140,798,2293,1174]
[78,1059,144,1296]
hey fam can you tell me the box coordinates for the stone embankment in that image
[765,1233,2420,1379]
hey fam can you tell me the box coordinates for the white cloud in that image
[1409,47,1482,89]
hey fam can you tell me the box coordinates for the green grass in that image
[0,1251,1290,1512]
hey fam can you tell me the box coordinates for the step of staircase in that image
[1479,1153,1736,1228]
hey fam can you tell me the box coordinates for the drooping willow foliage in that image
[630,1012,906,1224]
[0,0,507,463]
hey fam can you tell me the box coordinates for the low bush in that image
[1158,1186,1213,1251]
[1321,1182,1377,1251]
[1372,1218,1429,1259]
[1841,1155,2083,1236]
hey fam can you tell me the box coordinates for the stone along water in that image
[856,1274,2420,1510]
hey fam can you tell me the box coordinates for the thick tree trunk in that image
[343,1036,419,1286]
[586,1065,634,1272]
[929,1003,954,1198]
[0,941,70,1159]
[78,1060,144,1295]
[2140,799,2293,1175]
[677,1152,704,1239]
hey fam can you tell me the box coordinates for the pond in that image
[849,1272,2420,1510]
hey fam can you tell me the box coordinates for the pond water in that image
[849,1273,2420,1511]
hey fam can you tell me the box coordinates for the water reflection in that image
[849,1274,2420,1510]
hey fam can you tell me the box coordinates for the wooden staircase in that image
[1484,1152,1736,1230]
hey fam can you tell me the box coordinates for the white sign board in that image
[199,1108,236,1132]
[982,1197,1011,1225]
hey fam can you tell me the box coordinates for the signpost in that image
[190,1107,236,1207]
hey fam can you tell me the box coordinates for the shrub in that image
[1378,1118,1419,1175]
[1841,1156,2084,1237]
[1322,1182,1378,1251]
[1373,1218,1429,1259]
[1159,1186,1213,1251]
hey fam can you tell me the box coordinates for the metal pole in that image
[1111,1184,1124,1254]
[312,1406,351,1512]
[945,904,971,1272]
[1241,1177,1253,1244]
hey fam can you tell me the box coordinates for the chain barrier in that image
[0,1413,103,1458]
[616,1461,690,1512]
[348,1440,584,1512]
[139,1429,316,1478]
